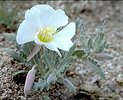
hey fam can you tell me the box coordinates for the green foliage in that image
[32,44,76,91]
[57,44,76,77]
[75,17,80,33]
[86,57,105,79]
[32,78,47,91]
[87,35,93,54]
[47,73,57,84]
[21,42,40,66]
[95,41,110,53]
[5,33,40,66]
[13,70,27,78]
[92,21,109,53]
[58,78,76,92]
[4,33,16,43]
[42,94,51,100]
[81,20,86,48]
[5,48,24,62]
[5,17,113,99]
[93,31,104,52]
[72,19,113,79]
[42,48,57,70]
[0,1,21,32]
[95,53,114,60]
[72,50,85,58]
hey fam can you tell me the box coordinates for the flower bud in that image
[24,66,36,96]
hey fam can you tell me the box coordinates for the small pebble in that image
[78,70,86,75]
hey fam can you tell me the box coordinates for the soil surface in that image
[0,1,123,100]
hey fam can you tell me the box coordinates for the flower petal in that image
[16,20,37,44]
[25,8,41,30]
[34,37,61,57]
[30,5,55,28]
[34,31,43,45]
[53,39,73,51]
[44,42,61,57]
[31,5,68,28]
[49,9,68,28]
[55,22,75,41]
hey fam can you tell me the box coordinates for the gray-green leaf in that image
[86,57,105,79]
[32,78,47,91]
[72,50,85,58]
[87,36,93,53]
[57,43,76,70]
[47,73,57,84]
[42,94,51,100]
[4,33,16,43]
[62,78,76,92]
[13,70,27,78]
[93,32,104,52]
[95,53,114,60]
[5,48,24,62]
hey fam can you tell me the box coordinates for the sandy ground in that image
[0,1,123,100]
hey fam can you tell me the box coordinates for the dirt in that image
[0,1,123,100]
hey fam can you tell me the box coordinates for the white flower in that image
[16,5,75,56]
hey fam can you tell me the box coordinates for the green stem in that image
[40,46,43,66]
[39,46,44,75]
[43,46,54,71]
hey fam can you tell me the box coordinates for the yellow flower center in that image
[38,27,57,43]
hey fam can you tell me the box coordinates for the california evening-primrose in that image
[16,5,75,56]
[4,3,113,99]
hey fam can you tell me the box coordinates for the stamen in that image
[38,27,56,43]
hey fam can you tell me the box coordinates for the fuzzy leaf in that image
[81,20,86,48]
[32,78,47,91]
[58,43,76,68]
[45,84,51,91]
[13,70,27,78]
[81,20,85,36]
[57,57,72,77]
[42,49,56,69]
[6,48,24,62]
[4,33,21,50]
[72,50,85,58]
[62,78,76,92]
[57,44,76,75]
[93,31,104,52]
[47,73,57,84]
[42,94,51,100]
[86,57,105,79]
[15,42,21,51]
[87,36,93,53]
[4,33,16,43]
[21,42,35,55]
[66,43,76,58]
[95,41,110,53]
[93,21,106,53]
[76,17,80,33]
[72,17,80,41]
[95,53,114,60]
